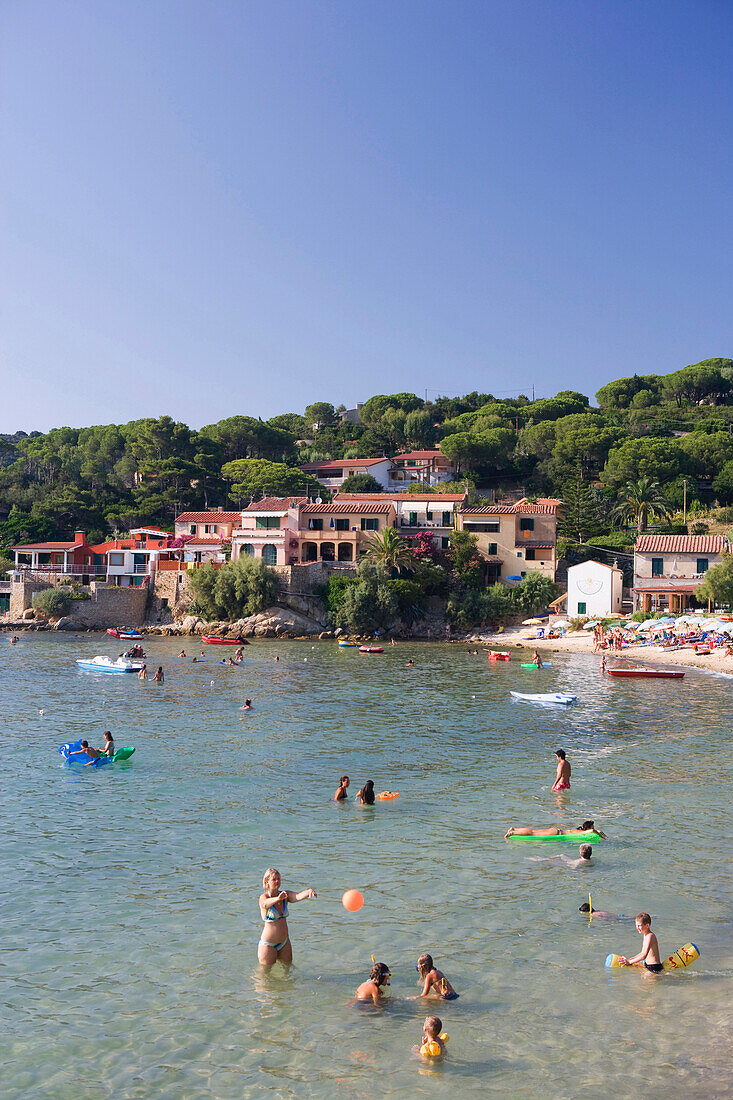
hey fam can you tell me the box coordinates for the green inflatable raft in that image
[506,829,601,843]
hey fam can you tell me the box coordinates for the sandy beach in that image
[469,624,733,676]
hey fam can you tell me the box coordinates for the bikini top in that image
[264,899,288,922]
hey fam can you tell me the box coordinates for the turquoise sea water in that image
[1,635,731,1099]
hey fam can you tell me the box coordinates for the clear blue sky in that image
[2,1,732,433]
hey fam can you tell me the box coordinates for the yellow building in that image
[456,498,560,582]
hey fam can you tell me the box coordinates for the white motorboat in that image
[76,656,144,674]
[510,691,577,705]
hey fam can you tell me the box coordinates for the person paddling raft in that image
[66,740,101,764]
[531,650,543,668]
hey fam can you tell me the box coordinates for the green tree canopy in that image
[221,459,323,501]
[602,437,686,488]
[189,556,279,621]
[695,554,733,610]
[332,562,399,633]
[611,478,673,532]
[362,528,416,573]
[338,472,384,493]
[304,403,337,433]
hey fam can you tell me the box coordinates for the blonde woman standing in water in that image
[258,868,317,966]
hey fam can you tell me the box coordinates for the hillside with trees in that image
[1,358,732,564]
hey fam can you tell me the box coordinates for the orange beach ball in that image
[342,889,364,912]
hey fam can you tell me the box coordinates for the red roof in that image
[88,539,134,552]
[635,534,727,554]
[393,450,447,461]
[11,541,79,551]
[176,511,241,523]
[336,492,465,503]
[301,502,393,514]
[185,536,225,544]
[461,497,561,515]
[242,497,308,512]
[300,458,390,470]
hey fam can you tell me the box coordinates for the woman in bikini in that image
[505,819,607,839]
[257,867,317,966]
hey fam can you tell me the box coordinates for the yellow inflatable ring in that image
[376,791,399,800]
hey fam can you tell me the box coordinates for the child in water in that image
[416,953,458,999]
[355,962,391,1005]
[418,1015,448,1057]
[618,913,663,973]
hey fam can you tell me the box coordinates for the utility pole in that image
[532,384,535,402]
[683,479,688,526]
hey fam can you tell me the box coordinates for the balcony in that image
[399,518,452,529]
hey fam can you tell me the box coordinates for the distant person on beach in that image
[153,666,164,683]
[138,664,147,680]
[415,953,458,1000]
[258,867,317,966]
[334,775,350,801]
[552,749,571,791]
[355,961,391,1005]
[505,820,607,839]
[356,780,375,805]
[617,913,663,972]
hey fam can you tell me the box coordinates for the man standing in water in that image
[552,749,571,791]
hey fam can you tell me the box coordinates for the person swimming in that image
[334,775,350,801]
[356,780,375,805]
[354,962,391,1005]
[418,1015,448,1057]
[579,902,632,919]
[415,953,458,1000]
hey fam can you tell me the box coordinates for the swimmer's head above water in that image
[370,962,391,986]
[579,844,593,860]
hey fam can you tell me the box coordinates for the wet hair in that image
[370,962,391,985]
[81,740,89,748]
[339,776,349,786]
[579,902,591,912]
[358,780,375,805]
[636,911,652,927]
[262,867,280,890]
[417,953,434,977]
[555,749,566,760]
[578,820,595,831]
[579,844,593,859]
[424,1015,442,1037]
[103,731,113,740]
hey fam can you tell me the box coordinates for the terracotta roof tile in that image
[300,458,390,470]
[300,502,393,514]
[11,541,79,551]
[335,492,465,502]
[634,534,727,554]
[175,511,241,523]
[242,497,307,512]
[460,498,560,515]
[393,450,446,461]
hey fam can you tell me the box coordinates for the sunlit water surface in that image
[0,635,731,1099]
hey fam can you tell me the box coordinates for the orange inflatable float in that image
[376,791,399,800]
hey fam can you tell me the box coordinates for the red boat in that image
[489,651,510,661]
[107,628,143,639]
[606,667,684,679]
[359,646,384,653]
[201,635,249,645]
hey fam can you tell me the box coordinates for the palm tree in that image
[611,477,673,532]
[362,527,416,574]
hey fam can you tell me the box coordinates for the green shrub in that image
[188,557,279,621]
[322,574,356,617]
[333,563,398,634]
[32,588,72,617]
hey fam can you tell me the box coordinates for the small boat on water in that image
[510,691,577,705]
[107,628,143,639]
[201,635,249,646]
[359,646,384,654]
[606,667,685,679]
[488,651,510,661]
[76,656,143,674]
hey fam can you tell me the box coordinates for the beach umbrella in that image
[583,620,601,629]
[522,618,544,626]
[552,619,570,628]
[637,620,659,631]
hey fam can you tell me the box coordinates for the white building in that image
[299,457,395,491]
[567,560,624,618]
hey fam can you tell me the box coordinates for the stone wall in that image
[8,578,149,628]
[150,570,193,622]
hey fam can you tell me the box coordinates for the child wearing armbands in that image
[416,953,459,1000]
[418,1015,449,1057]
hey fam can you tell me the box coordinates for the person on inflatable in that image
[418,1015,449,1057]
[415,953,458,1000]
[99,731,115,759]
[66,740,101,764]
[505,819,607,839]
[354,961,391,1006]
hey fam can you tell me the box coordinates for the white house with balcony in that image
[388,450,457,488]
[633,533,728,613]
[567,560,624,618]
[231,497,306,566]
[299,457,395,491]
